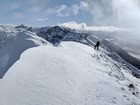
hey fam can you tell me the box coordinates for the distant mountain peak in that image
[15,24,34,32]
[15,24,28,29]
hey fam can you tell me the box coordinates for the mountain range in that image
[0,24,140,105]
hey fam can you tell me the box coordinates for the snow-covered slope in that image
[0,25,140,105]
[102,39,140,72]
[36,26,140,71]
[0,42,140,105]
[0,25,48,78]
[58,23,140,60]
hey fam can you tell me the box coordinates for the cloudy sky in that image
[0,0,93,26]
[0,0,140,27]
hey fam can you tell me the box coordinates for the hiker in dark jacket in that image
[94,41,100,50]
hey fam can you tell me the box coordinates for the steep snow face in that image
[102,39,140,71]
[0,42,140,105]
[0,25,48,78]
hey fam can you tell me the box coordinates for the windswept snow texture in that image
[36,26,140,71]
[0,25,140,105]
[102,39,140,72]
[0,42,140,105]
[0,25,47,78]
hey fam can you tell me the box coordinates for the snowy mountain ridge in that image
[35,25,140,72]
[0,41,140,105]
[0,25,48,78]
[0,25,140,105]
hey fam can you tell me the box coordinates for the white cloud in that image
[45,5,70,17]
[71,1,89,15]
[56,5,67,13]
[58,21,87,30]
[83,0,140,29]
[44,1,89,17]
[58,21,127,31]
[71,4,80,15]
[112,0,140,28]
[55,5,70,17]
[80,1,89,9]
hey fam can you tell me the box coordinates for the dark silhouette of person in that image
[94,41,100,50]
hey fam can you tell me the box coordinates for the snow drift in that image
[0,25,140,105]
[0,25,47,78]
[0,42,140,105]
[36,26,140,71]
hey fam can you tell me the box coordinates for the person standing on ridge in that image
[94,41,100,50]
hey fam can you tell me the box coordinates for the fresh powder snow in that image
[0,41,140,105]
[0,25,140,105]
[0,25,47,78]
